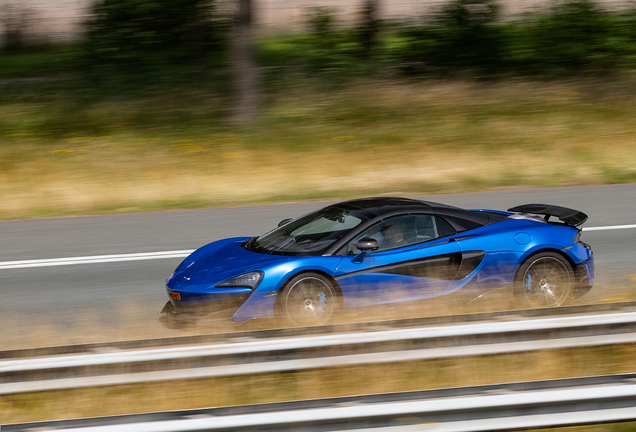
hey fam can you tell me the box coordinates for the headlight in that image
[214,271,263,289]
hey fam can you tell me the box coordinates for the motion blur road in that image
[1,184,635,343]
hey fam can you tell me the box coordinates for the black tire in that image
[276,273,339,327]
[515,252,574,308]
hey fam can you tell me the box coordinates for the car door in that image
[332,214,461,308]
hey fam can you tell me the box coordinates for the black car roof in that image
[335,197,431,212]
[329,197,501,225]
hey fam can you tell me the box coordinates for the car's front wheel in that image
[276,273,339,327]
[515,252,574,308]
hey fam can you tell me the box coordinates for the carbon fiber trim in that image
[335,251,485,281]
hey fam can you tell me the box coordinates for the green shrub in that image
[259,6,389,78]
[392,0,636,76]
[521,0,618,73]
[81,0,229,84]
[396,0,507,74]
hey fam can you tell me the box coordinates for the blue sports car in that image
[162,198,594,326]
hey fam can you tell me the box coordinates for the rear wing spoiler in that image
[507,204,588,227]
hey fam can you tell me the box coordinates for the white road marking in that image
[0,223,633,270]
[583,224,636,231]
[0,251,194,270]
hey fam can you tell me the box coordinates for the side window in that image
[443,215,483,232]
[435,216,457,237]
[347,214,439,254]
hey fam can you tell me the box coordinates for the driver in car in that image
[383,224,403,244]
[381,222,410,249]
[352,220,409,254]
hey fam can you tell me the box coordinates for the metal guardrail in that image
[6,373,636,432]
[3,304,636,395]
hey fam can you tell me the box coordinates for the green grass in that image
[0,49,74,80]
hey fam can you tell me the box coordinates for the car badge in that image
[183,276,191,280]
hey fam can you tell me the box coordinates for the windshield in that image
[244,207,368,255]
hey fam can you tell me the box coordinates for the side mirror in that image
[356,237,379,252]
[278,218,293,227]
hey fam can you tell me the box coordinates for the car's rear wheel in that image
[515,252,573,308]
[277,273,339,327]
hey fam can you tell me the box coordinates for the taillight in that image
[574,229,591,249]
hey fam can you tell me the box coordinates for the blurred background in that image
[1,0,636,219]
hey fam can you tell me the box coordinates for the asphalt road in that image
[1,184,635,343]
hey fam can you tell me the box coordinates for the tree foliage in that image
[524,0,622,72]
[398,0,636,75]
[0,4,33,53]
[82,0,229,81]
[259,0,636,78]
[405,0,505,72]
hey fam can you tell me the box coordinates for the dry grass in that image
[1,77,636,219]
[2,344,635,424]
[549,425,636,432]
[0,301,189,350]
[0,286,512,351]
[2,275,635,352]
